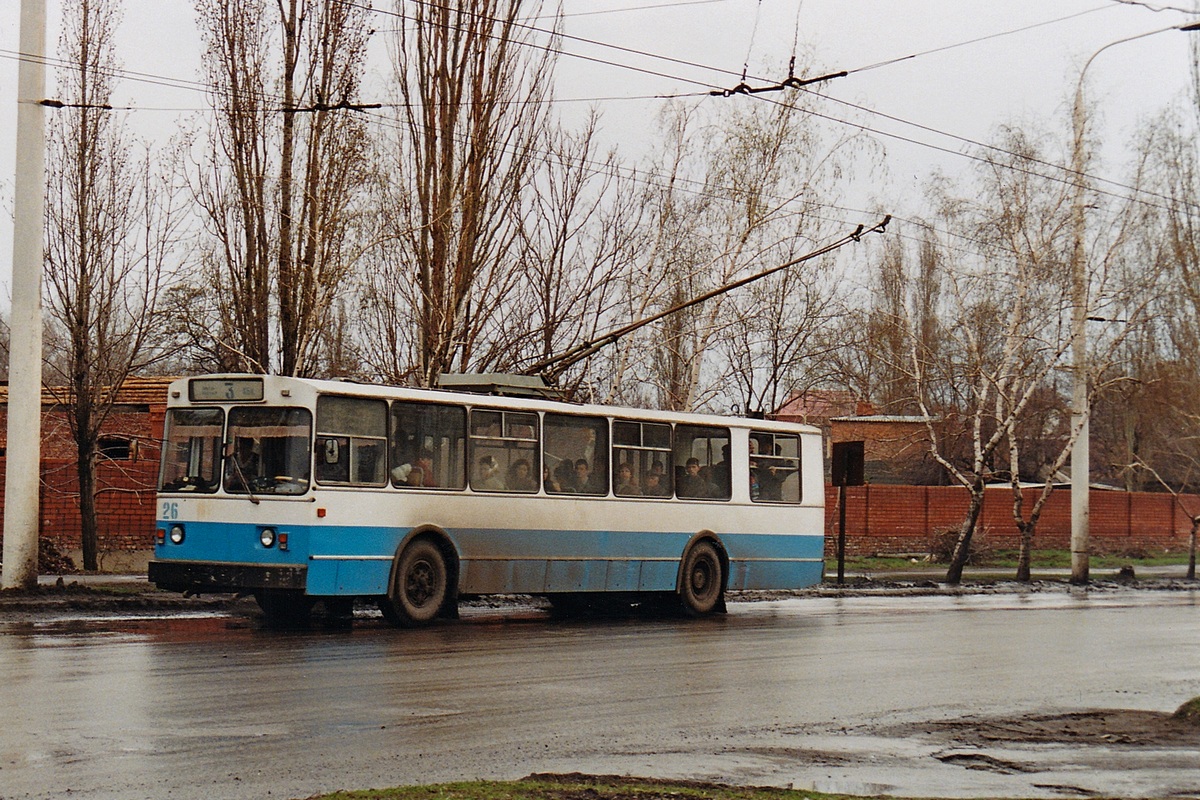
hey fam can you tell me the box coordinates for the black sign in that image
[831,440,865,486]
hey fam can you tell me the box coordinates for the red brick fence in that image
[825,484,1198,558]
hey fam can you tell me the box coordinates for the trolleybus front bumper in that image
[148,560,307,594]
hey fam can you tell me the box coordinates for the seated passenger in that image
[571,458,605,494]
[641,471,670,497]
[712,444,731,489]
[614,463,639,496]
[552,459,575,492]
[543,464,562,493]
[677,457,718,499]
[414,449,436,486]
[396,449,436,487]
[476,455,505,491]
[506,458,538,492]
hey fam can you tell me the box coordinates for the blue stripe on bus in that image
[154,520,824,596]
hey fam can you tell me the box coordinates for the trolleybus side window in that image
[224,407,312,495]
[390,401,466,489]
[674,425,731,500]
[159,408,223,493]
[315,396,388,486]
[612,420,672,498]
[469,409,540,493]
[544,414,609,495]
[749,431,802,503]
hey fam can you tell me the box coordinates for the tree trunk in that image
[945,483,985,585]
[1015,521,1033,582]
[1189,517,1197,581]
[77,445,99,572]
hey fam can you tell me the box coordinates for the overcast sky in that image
[3,0,1199,304]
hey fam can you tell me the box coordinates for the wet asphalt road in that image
[1,591,1199,800]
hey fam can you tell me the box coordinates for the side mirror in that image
[323,438,341,464]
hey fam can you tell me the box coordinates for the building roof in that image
[772,390,875,422]
[830,415,932,424]
[0,375,175,407]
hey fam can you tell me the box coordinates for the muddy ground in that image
[5,576,1200,797]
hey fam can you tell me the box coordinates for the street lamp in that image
[1068,22,1200,585]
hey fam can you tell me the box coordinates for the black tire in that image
[382,538,449,627]
[254,589,315,626]
[678,540,723,616]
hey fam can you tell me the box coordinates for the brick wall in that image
[825,484,1198,558]
[0,458,161,555]
[0,386,169,566]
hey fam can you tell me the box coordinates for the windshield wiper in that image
[225,445,261,505]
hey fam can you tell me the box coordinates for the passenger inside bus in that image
[543,464,562,492]
[641,471,670,497]
[393,449,437,487]
[614,463,639,495]
[571,458,605,494]
[677,457,718,499]
[476,455,505,491]
[404,466,425,487]
[506,458,537,492]
[224,438,262,489]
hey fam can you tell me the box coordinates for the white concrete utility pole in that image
[2,0,47,590]
[1068,21,1200,586]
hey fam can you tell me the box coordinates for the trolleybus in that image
[149,374,825,624]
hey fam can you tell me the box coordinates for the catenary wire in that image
[7,3,1196,224]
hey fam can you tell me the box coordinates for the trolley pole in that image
[2,0,47,590]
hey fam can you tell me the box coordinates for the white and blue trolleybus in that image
[149,374,825,624]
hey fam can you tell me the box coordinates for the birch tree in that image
[908,121,1140,583]
[627,84,871,413]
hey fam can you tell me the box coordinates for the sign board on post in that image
[831,440,865,487]
[830,441,865,585]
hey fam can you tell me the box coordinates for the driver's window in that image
[315,395,388,486]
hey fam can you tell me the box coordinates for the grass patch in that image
[303,775,863,800]
[840,549,1190,572]
[1175,697,1200,725]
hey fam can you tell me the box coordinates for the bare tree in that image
[905,119,1142,584]
[1115,110,1200,491]
[43,0,180,570]
[624,86,872,414]
[493,116,648,395]
[366,0,557,387]
[189,0,371,376]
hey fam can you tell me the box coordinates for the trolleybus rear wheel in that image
[382,538,448,627]
[678,540,723,615]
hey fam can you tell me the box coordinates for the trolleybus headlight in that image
[169,525,186,545]
[260,528,277,548]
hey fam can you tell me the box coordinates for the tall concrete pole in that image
[2,0,46,590]
[1069,74,1089,586]
[1068,23,1200,586]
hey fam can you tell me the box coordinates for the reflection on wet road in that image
[2,592,1198,799]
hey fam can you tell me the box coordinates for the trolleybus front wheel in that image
[678,540,723,615]
[381,538,449,627]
